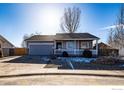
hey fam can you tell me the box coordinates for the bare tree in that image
[108,5,124,49]
[108,28,114,46]
[21,34,30,47]
[60,7,81,33]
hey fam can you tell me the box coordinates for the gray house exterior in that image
[25,33,99,56]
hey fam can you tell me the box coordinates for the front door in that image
[56,42,62,49]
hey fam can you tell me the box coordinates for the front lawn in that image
[46,56,124,70]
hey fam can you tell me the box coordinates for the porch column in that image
[96,39,98,56]
[74,40,76,55]
[54,41,56,55]
[77,40,80,54]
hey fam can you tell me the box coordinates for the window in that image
[56,42,62,49]
[81,42,90,49]
[66,41,75,49]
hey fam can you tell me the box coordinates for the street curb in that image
[0,72,124,78]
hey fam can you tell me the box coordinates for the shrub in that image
[83,49,92,58]
[92,57,118,65]
[62,51,69,57]
[50,55,57,60]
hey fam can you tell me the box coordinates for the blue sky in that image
[0,3,122,47]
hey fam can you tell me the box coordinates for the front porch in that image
[54,39,98,56]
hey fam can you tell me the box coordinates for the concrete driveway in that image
[0,56,50,76]
[0,56,21,62]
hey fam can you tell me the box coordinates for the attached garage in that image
[29,43,54,56]
[25,35,55,56]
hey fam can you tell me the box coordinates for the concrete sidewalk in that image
[0,56,21,62]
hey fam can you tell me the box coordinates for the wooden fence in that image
[14,48,28,55]
[98,49,119,56]
[9,48,28,56]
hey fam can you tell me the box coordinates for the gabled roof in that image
[0,35,15,47]
[94,42,118,49]
[25,33,99,41]
[98,42,112,49]
[25,35,55,41]
[55,33,99,40]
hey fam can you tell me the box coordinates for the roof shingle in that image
[55,33,99,40]
[25,35,55,41]
[25,33,99,41]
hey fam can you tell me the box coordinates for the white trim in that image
[55,38,99,40]
[26,38,99,42]
[54,41,56,49]
[28,42,54,49]
[26,40,54,42]
[28,43,53,46]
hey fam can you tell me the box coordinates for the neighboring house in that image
[94,42,119,56]
[25,33,99,56]
[94,42,114,49]
[0,35,15,57]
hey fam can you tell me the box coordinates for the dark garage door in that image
[29,44,53,56]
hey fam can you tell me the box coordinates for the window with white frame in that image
[81,42,90,49]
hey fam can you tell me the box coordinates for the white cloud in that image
[99,25,116,30]
[99,24,124,31]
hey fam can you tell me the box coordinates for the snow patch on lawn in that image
[58,57,96,63]
[41,57,50,62]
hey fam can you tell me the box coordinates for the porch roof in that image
[55,33,99,40]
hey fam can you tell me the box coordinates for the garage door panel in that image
[29,44,53,55]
